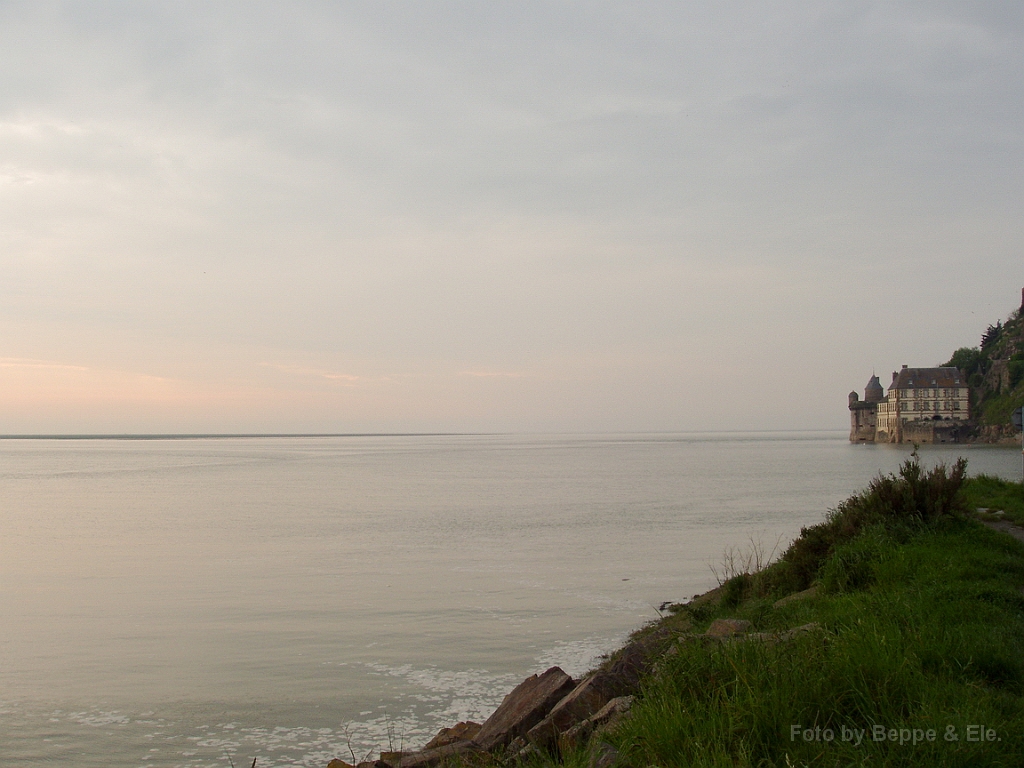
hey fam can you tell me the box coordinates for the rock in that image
[590,695,633,729]
[704,618,752,638]
[772,585,819,608]
[421,721,481,750]
[557,695,634,753]
[396,741,480,768]
[589,741,622,768]
[604,625,675,688]
[742,622,822,645]
[379,753,406,767]
[327,760,355,768]
[527,672,622,748]
[557,719,593,752]
[356,762,391,768]
[473,666,576,751]
[525,630,670,750]
[776,622,820,641]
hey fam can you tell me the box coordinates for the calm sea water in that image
[1,432,1020,767]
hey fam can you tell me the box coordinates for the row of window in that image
[904,401,962,411]
[900,388,967,399]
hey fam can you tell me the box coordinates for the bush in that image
[779,457,967,591]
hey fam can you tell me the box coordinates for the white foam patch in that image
[364,662,520,724]
[532,634,628,678]
[67,710,132,727]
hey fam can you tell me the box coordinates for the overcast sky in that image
[1,1,1021,433]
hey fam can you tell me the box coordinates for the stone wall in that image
[901,420,969,444]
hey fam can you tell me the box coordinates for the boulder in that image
[589,741,622,768]
[421,721,481,750]
[396,741,480,768]
[772,585,818,609]
[557,719,593,752]
[556,695,634,753]
[327,761,355,768]
[527,671,625,748]
[601,624,675,690]
[589,695,633,730]
[704,618,752,638]
[473,666,576,751]
[776,622,820,641]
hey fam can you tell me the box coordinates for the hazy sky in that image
[1,1,1022,433]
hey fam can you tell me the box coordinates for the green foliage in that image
[818,525,890,594]
[779,457,967,590]
[1009,352,1024,389]
[944,346,987,378]
[722,573,751,608]
[981,320,1004,350]
[942,303,1024,427]
[981,389,1024,428]
[609,518,1024,768]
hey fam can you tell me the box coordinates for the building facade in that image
[849,366,970,443]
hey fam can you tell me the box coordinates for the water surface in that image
[1,432,1019,766]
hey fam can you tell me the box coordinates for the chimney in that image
[892,371,898,383]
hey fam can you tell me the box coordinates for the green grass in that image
[606,518,1024,767]
[964,474,1024,525]
[574,462,1024,768]
[507,462,1024,768]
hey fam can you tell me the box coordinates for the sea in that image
[1,431,1021,767]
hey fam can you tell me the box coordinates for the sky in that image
[1,1,1022,434]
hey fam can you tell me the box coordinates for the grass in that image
[464,462,1024,768]
[588,462,1024,767]
[607,518,1024,767]
[964,474,1024,525]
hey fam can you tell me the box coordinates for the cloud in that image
[260,362,364,384]
[0,2,1021,431]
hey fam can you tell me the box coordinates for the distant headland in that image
[849,288,1024,444]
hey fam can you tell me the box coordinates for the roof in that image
[864,375,884,402]
[889,367,965,390]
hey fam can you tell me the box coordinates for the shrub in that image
[780,457,967,590]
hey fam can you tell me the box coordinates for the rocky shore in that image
[322,585,821,768]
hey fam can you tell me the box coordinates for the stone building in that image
[849,366,970,443]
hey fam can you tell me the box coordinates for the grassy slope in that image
[964,474,1024,525]
[552,470,1024,768]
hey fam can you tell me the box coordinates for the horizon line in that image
[0,428,848,441]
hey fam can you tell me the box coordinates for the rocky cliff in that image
[944,291,1024,441]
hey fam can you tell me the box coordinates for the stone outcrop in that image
[395,741,480,768]
[420,721,481,750]
[704,618,752,638]
[772,585,818,608]
[557,696,634,752]
[472,665,576,751]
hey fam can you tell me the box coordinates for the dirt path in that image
[981,519,1024,544]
